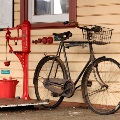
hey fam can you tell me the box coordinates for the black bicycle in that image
[33,21,120,115]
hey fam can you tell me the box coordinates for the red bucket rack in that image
[0,20,48,108]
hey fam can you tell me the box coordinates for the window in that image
[30,0,69,23]
[20,0,76,29]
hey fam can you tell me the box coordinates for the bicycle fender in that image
[93,56,106,63]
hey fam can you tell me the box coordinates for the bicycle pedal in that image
[87,81,92,87]
[51,92,60,97]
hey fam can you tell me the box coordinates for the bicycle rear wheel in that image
[82,57,120,115]
[33,56,68,108]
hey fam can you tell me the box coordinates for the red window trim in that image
[20,0,77,29]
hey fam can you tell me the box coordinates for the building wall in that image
[0,0,120,103]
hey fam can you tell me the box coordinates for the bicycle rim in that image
[33,56,67,108]
[82,57,120,115]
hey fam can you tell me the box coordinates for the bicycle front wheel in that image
[82,57,120,115]
[33,56,68,108]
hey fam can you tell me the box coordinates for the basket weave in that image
[82,25,113,43]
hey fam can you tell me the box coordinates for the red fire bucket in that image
[0,77,19,98]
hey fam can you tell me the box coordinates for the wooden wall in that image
[0,0,120,103]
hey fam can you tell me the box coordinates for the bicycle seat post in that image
[86,30,92,41]
[62,42,71,80]
[86,31,96,62]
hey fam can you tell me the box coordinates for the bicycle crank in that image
[61,80,75,98]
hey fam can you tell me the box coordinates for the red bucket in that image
[0,77,19,98]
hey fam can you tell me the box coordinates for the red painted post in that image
[21,20,31,53]
[18,20,31,100]
[21,53,31,100]
[5,20,31,100]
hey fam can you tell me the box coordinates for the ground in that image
[0,106,120,120]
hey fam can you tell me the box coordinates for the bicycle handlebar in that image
[63,21,101,32]
[53,21,113,45]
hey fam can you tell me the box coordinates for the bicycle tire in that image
[82,57,120,115]
[33,56,68,108]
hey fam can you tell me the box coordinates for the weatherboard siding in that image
[0,0,120,102]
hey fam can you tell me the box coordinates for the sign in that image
[1,70,10,74]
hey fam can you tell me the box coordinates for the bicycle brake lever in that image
[63,21,70,25]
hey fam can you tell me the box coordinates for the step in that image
[0,98,48,108]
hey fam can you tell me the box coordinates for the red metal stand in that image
[5,20,31,100]
[14,52,30,100]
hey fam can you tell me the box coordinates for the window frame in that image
[20,0,77,29]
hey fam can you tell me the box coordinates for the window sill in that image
[30,22,75,29]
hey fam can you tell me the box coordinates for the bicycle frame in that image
[47,28,109,92]
[52,40,96,90]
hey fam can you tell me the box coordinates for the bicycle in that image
[33,21,120,115]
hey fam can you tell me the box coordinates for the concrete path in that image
[0,106,120,120]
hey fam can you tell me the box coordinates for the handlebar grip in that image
[63,21,102,32]
[63,21,70,25]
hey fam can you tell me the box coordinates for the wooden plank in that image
[14,4,20,12]
[14,20,20,27]
[14,0,20,4]
[14,12,20,20]
[31,28,79,36]
[77,0,120,6]
[77,5,120,16]
[77,15,120,25]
